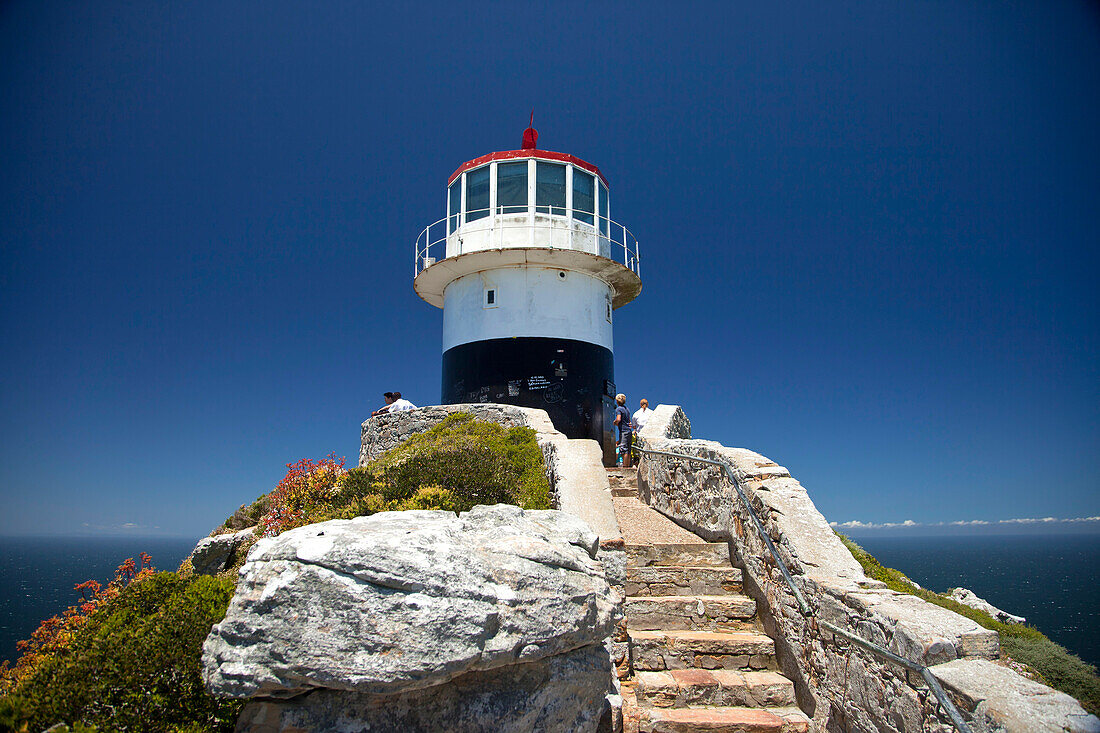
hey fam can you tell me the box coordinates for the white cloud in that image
[830,520,876,529]
[77,521,150,534]
[830,516,1100,529]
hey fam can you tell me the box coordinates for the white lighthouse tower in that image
[413,123,641,464]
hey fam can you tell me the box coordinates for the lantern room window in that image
[536,162,566,215]
[496,162,528,214]
[450,158,609,232]
[448,179,461,234]
[599,183,609,235]
[572,169,595,225]
[466,166,490,222]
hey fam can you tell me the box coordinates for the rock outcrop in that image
[233,644,612,733]
[933,659,1100,732]
[203,505,620,731]
[187,527,256,576]
[949,587,1027,625]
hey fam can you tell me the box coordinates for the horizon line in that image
[831,515,1100,531]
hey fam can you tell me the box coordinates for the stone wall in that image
[359,404,553,465]
[636,405,1098,733]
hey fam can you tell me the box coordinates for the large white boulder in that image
[202,505,620,700]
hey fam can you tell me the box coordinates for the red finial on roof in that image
[521,110,537,150]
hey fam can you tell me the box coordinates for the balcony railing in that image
[414,208,641,280]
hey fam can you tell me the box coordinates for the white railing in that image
[414,208,641,280]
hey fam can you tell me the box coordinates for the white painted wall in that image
[442,267,613,352]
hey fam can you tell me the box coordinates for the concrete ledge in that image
[547,438,621,544]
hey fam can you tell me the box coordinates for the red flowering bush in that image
[0,553,154,697]
[0,556,239,732]
[259,453,347,536]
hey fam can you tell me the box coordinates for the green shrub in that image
[1000,634,1100,716]
[337,413,551,517]
[215,492,272,534]
[255,413,552,533]
[1,572,241,732]
[835,532,1100,716]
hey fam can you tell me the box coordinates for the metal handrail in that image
[413,208,641,280]
[633,444,972,733]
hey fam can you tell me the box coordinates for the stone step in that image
[625,595,757,631]
[629,629,775,672]
[635,705,810,733]
[626,566,742,597]
[613,486,639,497]
[636,669,797,709]
[626,543,730,568]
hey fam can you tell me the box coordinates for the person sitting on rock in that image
[371,391,417,417]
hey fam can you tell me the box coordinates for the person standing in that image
[633,398,653,433]
[613,393,633,468]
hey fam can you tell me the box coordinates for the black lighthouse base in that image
[442,337,618,465]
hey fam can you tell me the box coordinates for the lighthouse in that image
[413,123,641,464]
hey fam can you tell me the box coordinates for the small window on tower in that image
[606,295,613,323]
[484,288,497,308]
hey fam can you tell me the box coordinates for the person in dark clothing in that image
[614,393,633,467]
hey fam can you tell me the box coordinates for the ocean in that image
[855,533,1100,670]
[0,535,197,667]
[0,533,1097,672]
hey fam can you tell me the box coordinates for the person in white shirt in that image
[371,391,417,417]
[632,398,653,433]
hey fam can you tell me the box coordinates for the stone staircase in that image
[608,467,810,733]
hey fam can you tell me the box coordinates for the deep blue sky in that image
[1,1,1097,538]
